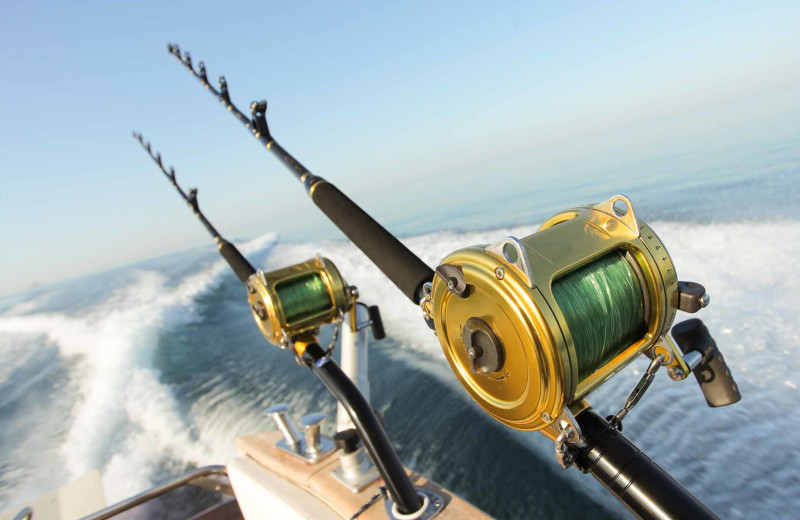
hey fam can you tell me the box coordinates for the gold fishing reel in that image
[246,256,355,346]
[424,195,702,438]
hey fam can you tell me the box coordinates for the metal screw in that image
[467,347,476,358]
[495,267,505,280]
[668,367,684,381]
[447,280,455,291]
[542,412,552,422]
[252,301,267,320]
[700,293,711,308]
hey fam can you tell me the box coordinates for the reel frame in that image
[246,256,354,347]
[427,195,683,435]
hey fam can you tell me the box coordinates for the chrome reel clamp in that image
[553,352,667,468]
[552,408,585,469]
[606,353,667,432]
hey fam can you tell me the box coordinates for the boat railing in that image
[76,465,230,520]
[11,507,32,520]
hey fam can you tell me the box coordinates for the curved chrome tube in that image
[77,465,229,520]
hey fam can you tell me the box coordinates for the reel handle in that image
[574,410,720,520]
[671,319,741,407]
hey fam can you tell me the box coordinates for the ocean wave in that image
[0,233,276,505]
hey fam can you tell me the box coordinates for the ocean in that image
[1,129,799,518]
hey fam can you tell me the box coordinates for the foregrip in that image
[308,181,434,303]
[218,240,256,284]
[574,410,719,520]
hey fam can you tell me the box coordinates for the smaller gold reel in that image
[247,256,354,345]
[428,195,688,436]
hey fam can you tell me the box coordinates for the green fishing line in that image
[275,273,333,325]
[552,250,646,381]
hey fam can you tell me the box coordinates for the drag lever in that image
[671,318,741,407]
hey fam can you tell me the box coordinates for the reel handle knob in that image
[671,319,741,407]
[367,305,385,340]
[677,281,710,313]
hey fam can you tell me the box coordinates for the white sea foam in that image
[0,233,276,504]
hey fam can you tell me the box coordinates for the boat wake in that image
[0,233,276,505]
[1,220,799,518]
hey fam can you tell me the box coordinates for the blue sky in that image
[1,1,799,295]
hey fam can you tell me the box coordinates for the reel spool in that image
[247,256,354,345]
[427,195,691,437]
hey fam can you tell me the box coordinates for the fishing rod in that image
[165,44,433,305]
[166,44,741,520]
[132,133,425,516]
[133,131,255,284]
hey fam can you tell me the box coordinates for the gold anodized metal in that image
[291,332,319,358]
[430,195,679,432]
[247,256,352,346]
[431,246,565,431]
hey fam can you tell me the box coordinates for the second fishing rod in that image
[132,131,255,285]
[132,132,424,516]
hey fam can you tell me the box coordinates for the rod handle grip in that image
[218,240,256,284]
[309,181,433,303]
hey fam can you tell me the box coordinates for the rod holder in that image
[265,403,300,449]
[266,405,335,464]
[300,413,327,457]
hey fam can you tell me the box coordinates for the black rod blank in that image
[133,132,255,284]
[166,44,434,304]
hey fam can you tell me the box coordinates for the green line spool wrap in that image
[553,250,647,381]
[275,273,334,326]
